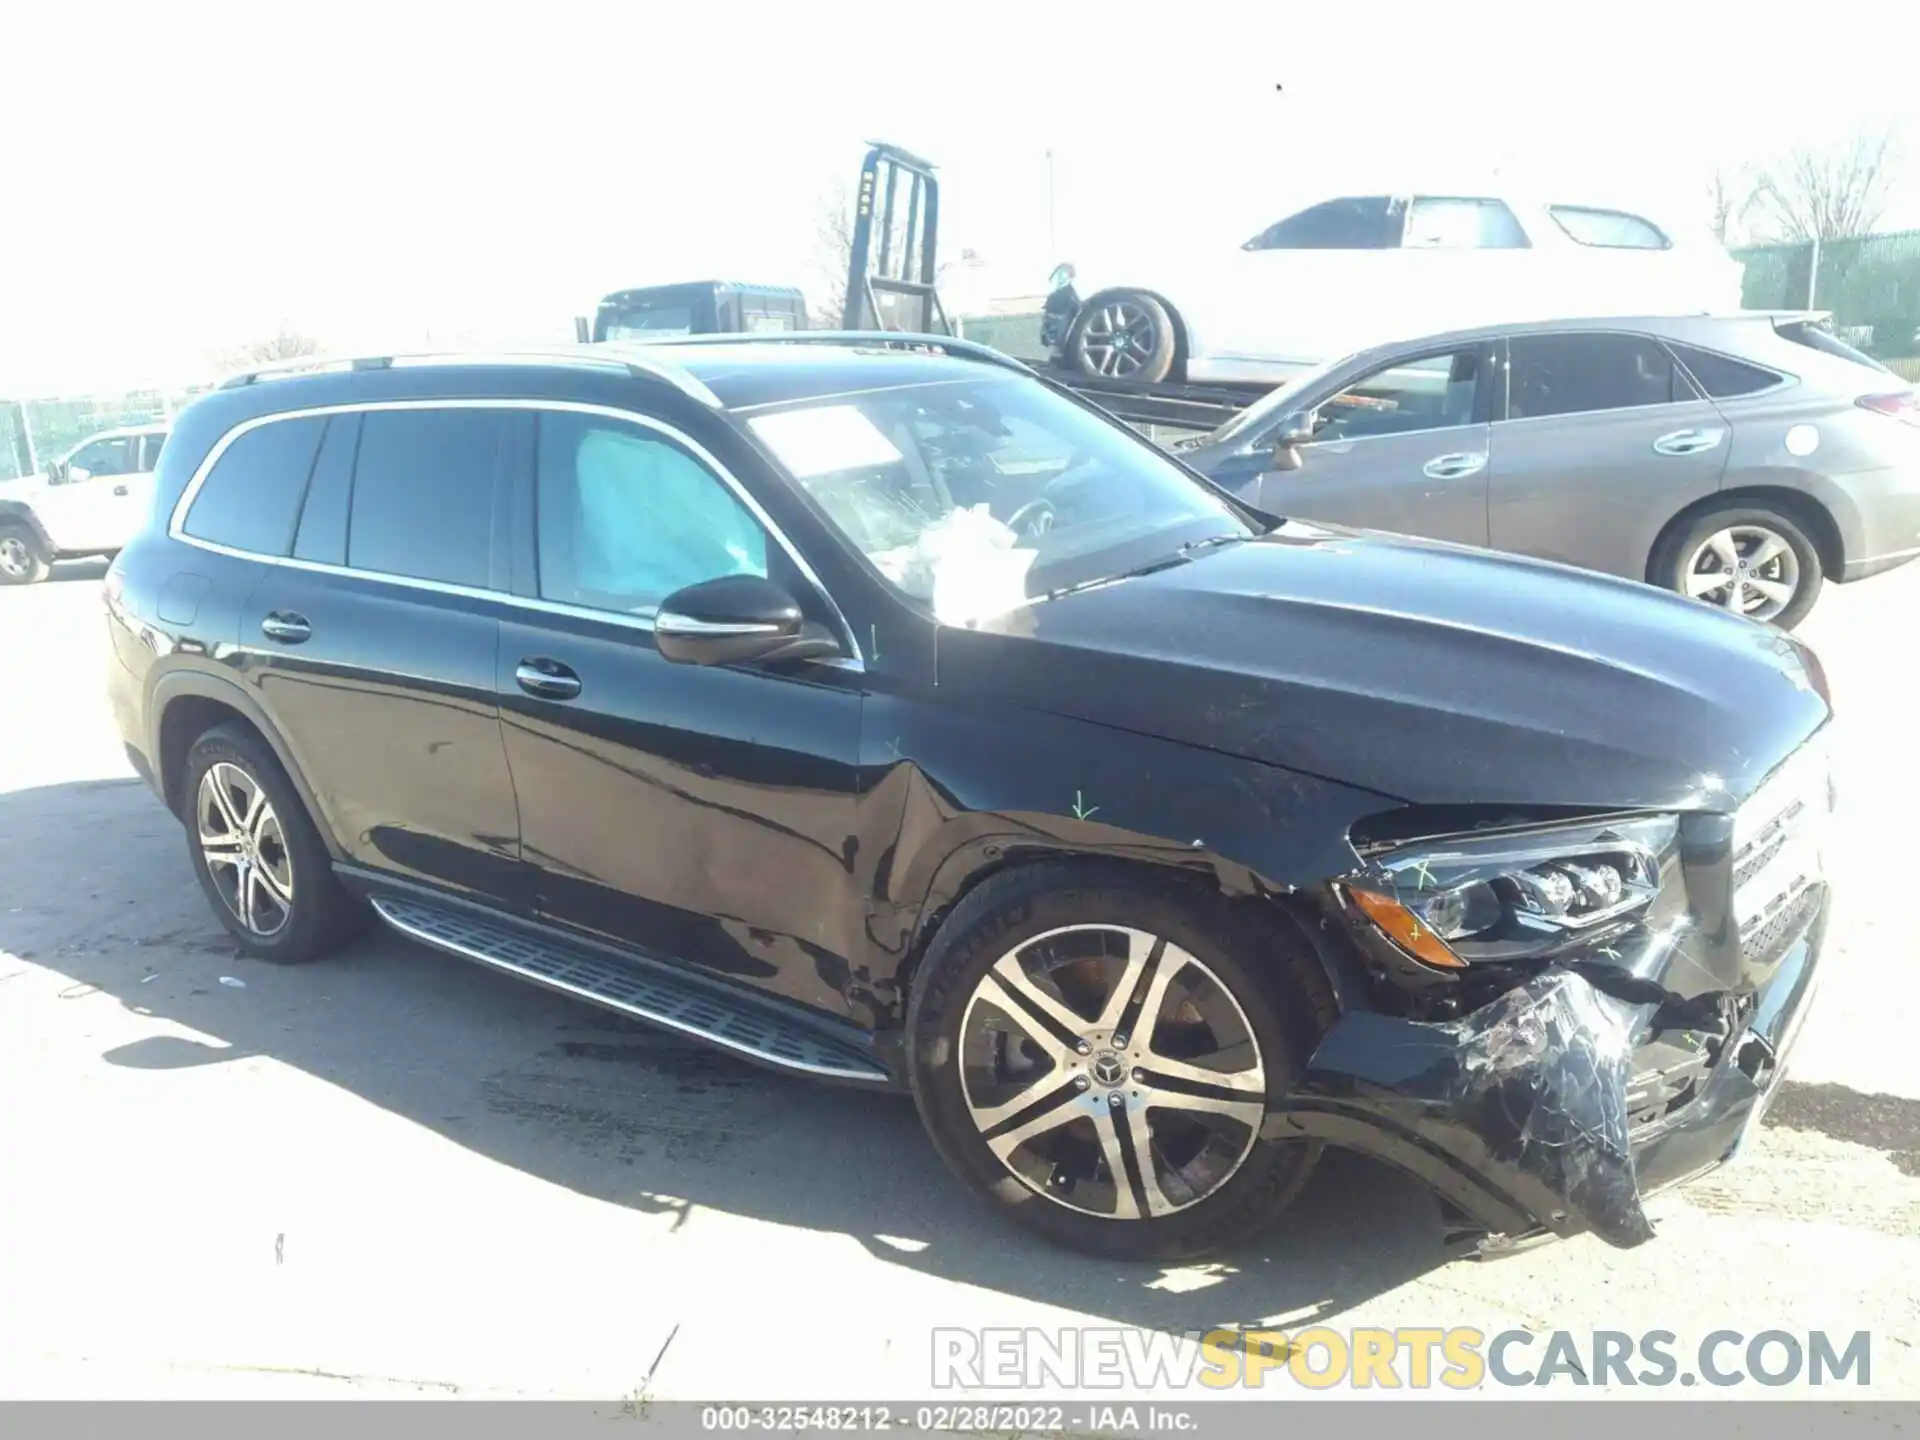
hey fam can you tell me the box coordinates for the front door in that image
[37,434,142,552]
[1487,331,1732,581]
[495,405,866,1018]
[1239,343,1500,548]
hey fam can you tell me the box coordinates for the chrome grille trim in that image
[1730,731,1831,954]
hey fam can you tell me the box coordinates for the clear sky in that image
[4,0,1916,395]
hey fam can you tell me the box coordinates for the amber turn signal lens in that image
[1348,887,1467,970]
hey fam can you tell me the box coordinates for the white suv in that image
[1041,192,1744,384]
[0,425,169,584]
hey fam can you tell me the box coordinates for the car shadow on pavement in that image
[1,776,1463,1334]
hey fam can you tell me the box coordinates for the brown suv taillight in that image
[1855,390,1920,425]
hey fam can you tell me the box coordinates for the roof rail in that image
[643,330,1033,377]
[214,345,721,407]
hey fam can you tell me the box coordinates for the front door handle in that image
[1653,427,1726,456]
[515,658,582,701]
[112,484,130,496]
[260,611,311,644]
[1421,451,1488,480]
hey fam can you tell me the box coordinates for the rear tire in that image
[1652,503,1824,630]
[181,723,363,963]
[906,862,1328,1261]
[1066,290,1179,384]
[0,522,50,585]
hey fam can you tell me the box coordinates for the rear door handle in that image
[1421,451,1488,480]
[515,658,582,701]
[1653,427,1726,456]
[260,611,311,644]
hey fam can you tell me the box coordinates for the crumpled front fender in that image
[1267,969,1654,1248]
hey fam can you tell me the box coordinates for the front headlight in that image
[1344,815,1679,970]
[1048,262,1075,292]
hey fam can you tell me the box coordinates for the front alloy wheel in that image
[959,925,1266,1220]
[196,761,296,937]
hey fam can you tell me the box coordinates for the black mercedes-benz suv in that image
[105,333,1832,1260]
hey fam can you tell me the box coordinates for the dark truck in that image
[582,281,808,343]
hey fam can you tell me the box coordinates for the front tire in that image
[1652,503,1824,630]
[181,723,362,963]
[0,521,50,585]
[906,863,1328,1260]
[1066,290,1178,383]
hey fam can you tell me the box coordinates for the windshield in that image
[1204,352,1358,445]
[745,376,1253,622]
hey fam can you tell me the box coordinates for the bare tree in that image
[1707,166,1756,246]
[218,325,323,372]
[1748,125,1903,243]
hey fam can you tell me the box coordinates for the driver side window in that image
[1296,349,1491,443]
[68,437,137,478]
[1245,196,1402,251]
[534,412,769,616]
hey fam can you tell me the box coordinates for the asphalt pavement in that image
[1,558,1915,1400]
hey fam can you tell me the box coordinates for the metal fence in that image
[1732,229,1920,365]
[0,390,205,482]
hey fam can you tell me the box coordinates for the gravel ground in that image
[0,557,1915,1401]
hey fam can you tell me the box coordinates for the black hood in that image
[940,522,1829,810]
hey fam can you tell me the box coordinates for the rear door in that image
[224,403,527,904]
[1487,331,1731,581]
[1239,342,1499,547]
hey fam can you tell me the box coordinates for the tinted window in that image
[1547,205,1670,249]
[70,436,139,476]
[1507,334,1687,420]
[139,433,168,470]
[347,409,503,587]
[535,412,768,615]
[181,417,326,555]
[1248,197,1400,251]
[1406,197,1530,249]
[1299,349,1490,442]
[1667,343,1783,398]
[292,413,361,565]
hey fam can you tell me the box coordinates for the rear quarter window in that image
[1547,206,1671,249]
[181,416,327,556]
[1665,343,1784,398]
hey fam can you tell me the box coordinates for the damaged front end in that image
[1269,734,1833,1251]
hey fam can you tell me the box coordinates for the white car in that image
[0,425,168,584]
[1040,192,1744,384]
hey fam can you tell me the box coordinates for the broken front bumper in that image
[1269,830,1829,1251]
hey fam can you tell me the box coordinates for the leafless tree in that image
[218,326,323,372]
[1748,125,1903,243]
[1707,167,1756,246]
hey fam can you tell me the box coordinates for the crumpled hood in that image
[941,522,1830,810]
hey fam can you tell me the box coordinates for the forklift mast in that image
[842,142,948,334]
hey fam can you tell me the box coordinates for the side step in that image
[369,895,891,1085]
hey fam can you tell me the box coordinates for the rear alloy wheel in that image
[181,722,363,962]
[908,866,1327,1259]
[1658,505,1823,629]
[0,523,50,585]
[1067,290,1178,383]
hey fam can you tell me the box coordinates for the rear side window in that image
[347,409,504,587]
[140,433,168,471]
[1506,333,1690,420]
[181,416,326,556]
[291,413,362,564]
[1666,343,1783,398]
[1246,196,1401,251]
[1405,197,1530,249]
[1547,206,1670,249]
[1774,320,1894,375]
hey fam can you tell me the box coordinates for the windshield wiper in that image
[1044,552,1196,600]
[1179,532,1249,556]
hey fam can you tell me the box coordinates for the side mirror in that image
[655,574,842,667]
[1269,411,1314,472]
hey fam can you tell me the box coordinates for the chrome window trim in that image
[168,397,864,667]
